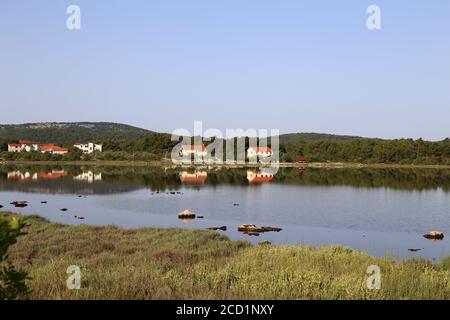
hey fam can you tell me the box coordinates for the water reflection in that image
[7,171,37,181]
[0,167,138,194]
[179,171,207,185]
[74,171,102,183]
[8,170,68,181]
[0,165,450,193]
[247,169,274,184]
[1,164,449,259]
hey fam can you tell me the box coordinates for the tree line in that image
[1,135,449,164]
[280,138,450,164]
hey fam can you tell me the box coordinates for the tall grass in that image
[3,213,449,300]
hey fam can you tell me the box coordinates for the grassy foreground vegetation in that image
[2,213,449,300]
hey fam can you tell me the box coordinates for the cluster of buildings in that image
[7,140,102,155]
[179,144,274,162]
[7,140,68,155]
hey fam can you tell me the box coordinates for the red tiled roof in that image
[181,144,206,152]
[249,147,273,153]
[40,144,68,152]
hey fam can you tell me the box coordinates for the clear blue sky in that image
[1,0,449,140]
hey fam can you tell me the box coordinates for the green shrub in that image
[0,216,30,300]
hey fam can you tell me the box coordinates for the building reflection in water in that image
[246,169,274,184]
[7,171,37,181]
[74,171,102,183]
[7,170,68,181]
[39,170,68,180]
[179,171,208,185]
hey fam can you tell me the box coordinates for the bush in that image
[0,216,30,300]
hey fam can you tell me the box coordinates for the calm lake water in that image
[1,165,449,260]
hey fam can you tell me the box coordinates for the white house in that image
[180,144,207,157]
[7,144,23,153]
[74,143,103,154]
[247,146,273,159]
[8,140,40,153]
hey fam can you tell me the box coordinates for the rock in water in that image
[207,226,227,231]
[238,224,264,233]
[60,208,68,212]
[238,224,283,233]
[10,201,28,208]
[178,209,196,219]
[261,226,283,232]
[423,231,444,240]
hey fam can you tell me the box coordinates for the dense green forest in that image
[280,138,450,165]
[278,132,366,144]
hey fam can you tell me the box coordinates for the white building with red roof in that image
[8,140,41,152]
[40,144,69,155]
[247,146,273,159]
[180,144,207,157]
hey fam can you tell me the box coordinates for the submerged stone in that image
[207,226,227,231]
[423,231,444,240]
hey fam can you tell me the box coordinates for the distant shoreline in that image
[1,160,450,169]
